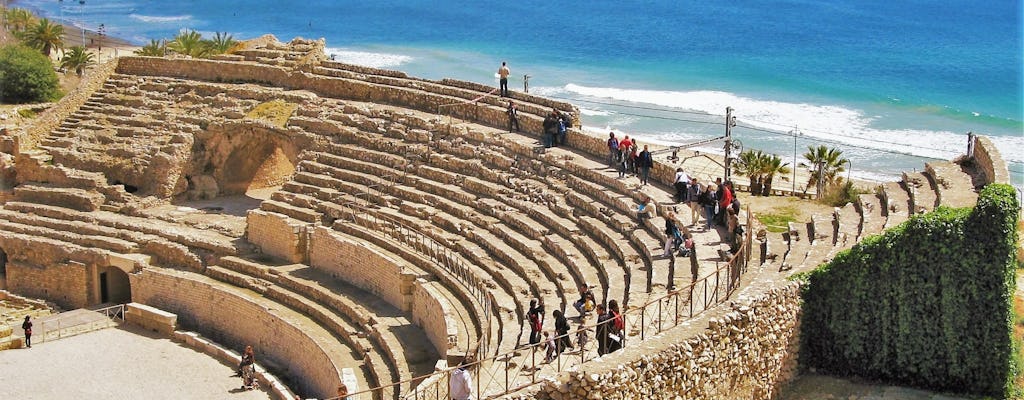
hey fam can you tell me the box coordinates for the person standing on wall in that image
[22,316,32,348]
[498,61,511,97]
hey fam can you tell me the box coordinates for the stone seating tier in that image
[881,182,911,228]
[901,171,938,214]
[925,161,978,208]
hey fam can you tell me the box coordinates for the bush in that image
[820,181,867,207]
[799,184,1020,397]
[0,45,61,103]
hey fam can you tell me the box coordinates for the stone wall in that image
[972,136,1010,185]
[246,210,307,263]
[309,226,457,360]
[410,278,459,362]
[5,261,89,309]
[518,282,802,400]
[129,268,341,399]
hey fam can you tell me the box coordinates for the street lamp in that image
[97,23,104,51]
[790,127,802,195]
[78,0,85,48]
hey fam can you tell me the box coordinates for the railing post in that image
[640,304,646,341]
[657,296,663,333]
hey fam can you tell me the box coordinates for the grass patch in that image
[17,108,36,118]
[757,205,799,233]
[245,99,297,128]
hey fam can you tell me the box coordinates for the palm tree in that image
[205,32,237,55]
[733,150,765,195]
[803,145,849,196]
[759,154,791,196]
[5,8,36,33]
[135,39,168,57]
[60,46,95,76]
[22,18,65,57]
[168,30,208,58]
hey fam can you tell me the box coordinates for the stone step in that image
[925,161,978,208]
[13,184,105,212]
[902,171,938,214]
[881,182,910,228]
[0,218,138,254]
[259,199,321,224]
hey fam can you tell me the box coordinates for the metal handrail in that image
[335,238,749,400]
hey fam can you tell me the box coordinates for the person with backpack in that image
[701,183,719,231]
[542,110,559,148]
[556,113,570,146]
[663,212,682,258]
[527,299,544,345]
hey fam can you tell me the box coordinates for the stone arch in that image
[98,266,132,304]
[182,122,299,199]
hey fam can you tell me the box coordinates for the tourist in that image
[637,195,656,226]
[557,112,569,146]
[595,304,610,356]
[606,132,619,168]
[702,183,718,231]
[497,61,510,97]
[337,383,349,400]
[576,323,589,350]
[543,331,556,363]
[607,300,624,353]
[542,110,559,148]
[637,145,654,185]
[674,168,691,203]
[506,101,519,132]
[618,137,633,175]
[238,345,255,376]
[718,181,734,226]
[448,358,473,400]
[553,309,573,354]
[688,177,703,226]
[663,212,681,258]
[21,316,32,348]
[573,285,596,317]
[527,299,544,345]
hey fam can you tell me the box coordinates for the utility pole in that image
[723,107,735,183]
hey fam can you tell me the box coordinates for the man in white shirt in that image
[497,62,511,97]
[673,168,691,203]
[449,358,473,400]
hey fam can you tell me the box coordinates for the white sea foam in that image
[558,83,1012,163]
[129,14,192,23]
[324,48,413,69]
[578,107,610,117]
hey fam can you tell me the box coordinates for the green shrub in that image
[800,184,1020,397]
[0,45,61,103]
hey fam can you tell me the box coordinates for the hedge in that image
[799,184,1020,397]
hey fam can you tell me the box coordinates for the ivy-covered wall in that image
[799,184,1020,397]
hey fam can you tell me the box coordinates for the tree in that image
[0,45,61,103]
[205,32,237,55]
[168,30,208,58]
[733,150,765,195]
[758,153,791,196]
[4,8,35,33]
[22,18,65,57]
[60,46,95,76]
[803,145,849,195]
[134,39,168,57]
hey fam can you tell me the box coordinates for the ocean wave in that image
[324,48,412,69]
[129,14,192,23]
[578,107,610,117]
[559,83,1010,163]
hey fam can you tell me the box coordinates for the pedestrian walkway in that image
[0,325,271,400]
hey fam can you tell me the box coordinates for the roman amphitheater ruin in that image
[0,36,1010,399]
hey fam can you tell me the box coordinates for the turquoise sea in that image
[16,0,1024,188]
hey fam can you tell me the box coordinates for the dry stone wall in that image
[20,60,120,150]
[246,209,306,263]
[972,136,1010,185]
[130,268,341,399]
[516,282,802,400]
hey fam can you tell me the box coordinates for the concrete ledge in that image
[124,302,177,335]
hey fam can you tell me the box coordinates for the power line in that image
[544,94,713,117]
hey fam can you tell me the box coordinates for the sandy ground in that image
[0,325,272,400]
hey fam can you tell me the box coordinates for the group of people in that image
[671,170,741,234]
[606,132,655,184]
[526,292,625,363]
[541,108,572,148]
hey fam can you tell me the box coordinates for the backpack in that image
[529,311,542,331]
